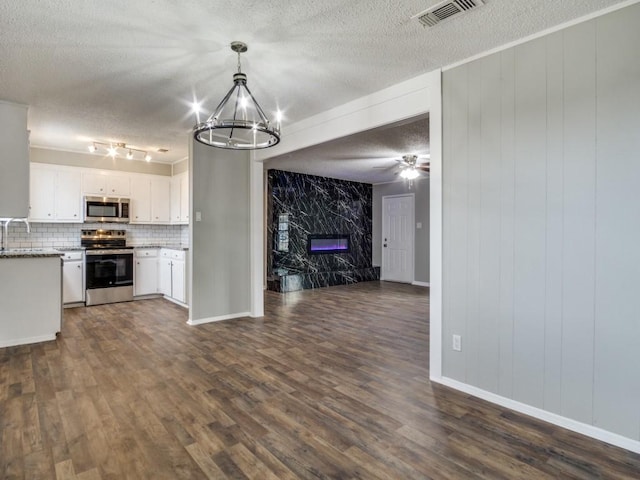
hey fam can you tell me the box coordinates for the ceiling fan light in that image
[400,168,420,180]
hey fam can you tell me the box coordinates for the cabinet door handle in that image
[77,264,81,269]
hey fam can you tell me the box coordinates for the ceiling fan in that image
[374,154,430,179]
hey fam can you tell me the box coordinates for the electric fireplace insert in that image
[307,234,350,254]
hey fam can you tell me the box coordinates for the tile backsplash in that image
[2,222,189,249]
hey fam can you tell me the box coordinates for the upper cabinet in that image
[28,162,188,225]
[170,172,189,225]
[30,164,82,222]
[151,177,171,223]
[82,172,130,197]
[129,175,171,224]
[130,176,152,223]
[0,101,29,218]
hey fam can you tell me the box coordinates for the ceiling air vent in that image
[412,0,485,28]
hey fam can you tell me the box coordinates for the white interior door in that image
[382,194,414,283]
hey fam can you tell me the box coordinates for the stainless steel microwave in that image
[84,196,130,223]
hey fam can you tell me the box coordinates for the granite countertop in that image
[131,245,189,251]
[0,249,63,259]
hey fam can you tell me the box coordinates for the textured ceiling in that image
[0,0,629,171]
[266,115,430,184]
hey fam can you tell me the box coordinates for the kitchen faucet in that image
[1,218,31,250]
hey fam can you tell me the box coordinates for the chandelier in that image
[88,141,152,162]
[193,41,281,150]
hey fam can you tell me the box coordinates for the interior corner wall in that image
[190,141,250,321]
[442,3,640,444]
[372,179,430,283]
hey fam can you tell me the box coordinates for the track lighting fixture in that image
[88,141,152,162]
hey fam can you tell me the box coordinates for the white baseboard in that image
[431,375,640,454]
[412,281,430,287]
[0,333,57,349]
[163,296,188,308]
[187,311,251,326]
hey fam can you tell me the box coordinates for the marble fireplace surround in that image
[267,169,379,292]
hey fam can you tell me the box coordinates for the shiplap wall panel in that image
[476,53,502,393]
[593,6,640,440]
[497,48,516,399]
[561,20,597,424]
[442,64,469,381]
[512,37,548,408]
[442,2,640,441]
[543,31,564,415]
[465,58,483,386]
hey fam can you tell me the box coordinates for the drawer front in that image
[61,251,83,261]
[135,249,158,258]
[170,251,185,261]
[160,249,185,260]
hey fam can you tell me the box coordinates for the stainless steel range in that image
[81,229,134,306]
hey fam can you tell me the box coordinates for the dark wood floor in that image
[1,282,639,479]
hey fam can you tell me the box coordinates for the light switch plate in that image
[453,334,462,352]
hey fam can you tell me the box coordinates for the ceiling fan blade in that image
[372,164,398,172]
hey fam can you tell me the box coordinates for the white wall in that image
[189,140,251,324]
[441,3,640,447]
[372,179,430,283]
[31,147,173,176]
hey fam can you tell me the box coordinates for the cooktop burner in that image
[81,229,129,249]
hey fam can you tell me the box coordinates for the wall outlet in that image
[195,211,202,222]
[452,334,462,352]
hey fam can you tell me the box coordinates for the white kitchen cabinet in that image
[170,172,189,224]
[130,176,151,223]
[151,177,171,223]
[171,257,186,303]
[180,173,189,223]
[159,249,187,305]
[129,175,171,224]
[29,165,56,221]
[0,101,29,218]
[29,164,82,222]
[54,170,82,221]
[170,175,181,223]
[159,255,173,297]
[61,251,84,305]
[82,172,130,197]
[134,249,158,296]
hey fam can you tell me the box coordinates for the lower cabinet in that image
[159,249,187,303]
[61,251,84,305]
[135,248,187,305]
[134,249,159,296]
